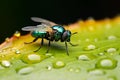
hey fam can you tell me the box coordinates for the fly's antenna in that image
[69,32,78,46]
[72,32,78,35]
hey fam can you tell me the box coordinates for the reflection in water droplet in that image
[107,48,117,53]
[1,60,11,68]
[53,61,65,69]
[78,55,90,61]
[88,69,105,76]
[14,31,21,37]
[96,58,117,69]
[17,66,34,75]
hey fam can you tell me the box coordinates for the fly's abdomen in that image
[31,31,46,38]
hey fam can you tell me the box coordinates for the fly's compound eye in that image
[62,30,71,42]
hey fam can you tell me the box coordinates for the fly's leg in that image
[65,41,69,56]
[46,40,51,53]
[24,37,39,44]
[34,38,44,52]
[69,42,78,46]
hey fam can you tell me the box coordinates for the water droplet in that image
[88,44,96,50]
[28,54,40,61]
[88,69,105,76]
[84,44,96,51]
[96,58,117,69]
[85,38,90,42]
[14,31,21,37]
[46,65,52,70]
[45,53,53,57]
[15,49,21,54]
[68,68,74,72]
[78,55,90,61]
[17,66,34,75]
[1,60,11,68]
[21,54,46,64]
[53,61,65,69]
[5,37,10,42]
[108,35,117,40]
[75,68,80,73]
[107,48,117,53]
[98,52,105,56]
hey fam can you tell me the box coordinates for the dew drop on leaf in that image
[46,65,52,71]
[21,54,46,64]
[75,68,81,73]
[53,61,65,69]
[98,52,105,56]
[17,66,34,75]
[85,38,90,42]
[88,69,105,76]
[1,60,11,68]
[78,55,90,61]
[84,44,96,51]
[108,35,117,40]
[107,48,117,53]
[5,37,10,42]
[15,49,21,54]
[68,68,74,72]
[14,31,21,37]
[28,54,41,61]
[96,58,117,69]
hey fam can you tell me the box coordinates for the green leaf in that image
[0,17,120,80]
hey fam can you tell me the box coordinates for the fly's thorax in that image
[52,25,65,33]
[53,31,62,41]
[61,30,71,42]
[51,25,65,41]
[31,30,47,38]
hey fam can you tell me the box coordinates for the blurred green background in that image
[0,0,120,43]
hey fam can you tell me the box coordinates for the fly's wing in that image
[22,17,55,32]
[31,17,57,26]
[22,26,37,31]
[22,24,52,32]
[35,24,52,32]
